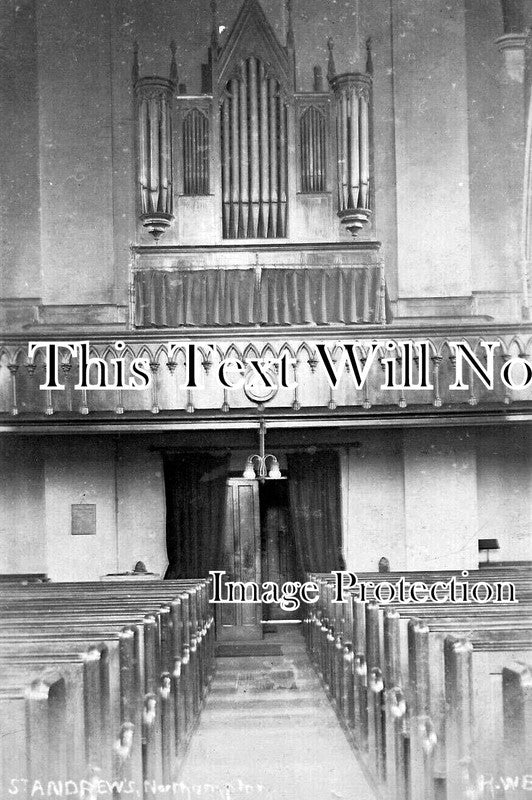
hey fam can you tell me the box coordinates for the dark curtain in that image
[257,267,385,324]
[163,453,230,579]
[135,269,256,327]
[287,451,345,575]
[134,266,392,327]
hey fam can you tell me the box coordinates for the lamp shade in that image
[267,458,282,479]
[243,460,257,479]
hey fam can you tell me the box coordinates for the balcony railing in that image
[0,324,530,430]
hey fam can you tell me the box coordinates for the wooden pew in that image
[304,569,532,800]
[0,579,215,716]
[0,581,214,792]
[502,662,532,800]
[0,578,215,799]
[0,633,138,786]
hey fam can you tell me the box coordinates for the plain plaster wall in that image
[392,0,473,300]
[476,426,531,562]
[44,437,119,581]
[116,440,168,576]
[0,437,46,573]
[36,0,116,306]
[465,0,522,295]
[0,435,167,581]
[341,431,407,572]
[341,426,530,572]
[0,0,41,300]
[402,428,479,569]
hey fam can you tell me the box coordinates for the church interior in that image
[0,0,531,797]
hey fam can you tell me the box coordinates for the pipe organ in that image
[132,0,374,243]
[221,59,288,239]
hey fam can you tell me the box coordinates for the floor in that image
[179,626,377,800]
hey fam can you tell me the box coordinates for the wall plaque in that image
[71,504,96,535]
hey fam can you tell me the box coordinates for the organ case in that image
[132,0,375,244]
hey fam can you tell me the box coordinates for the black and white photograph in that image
[0,0,531,798]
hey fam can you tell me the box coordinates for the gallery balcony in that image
[0,322,530,431]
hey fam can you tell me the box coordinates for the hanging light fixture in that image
[243,421,285,482]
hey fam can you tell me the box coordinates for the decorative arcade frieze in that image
[0,328,530,428]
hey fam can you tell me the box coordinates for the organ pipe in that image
[349,85,359,208]
[300,106,327,193]
[230,78,240,239]
[359,91,370,209]
[259,62,269,237]
[135,74,176,240]
[249,57,260,238]
[220,58,288,239]
[268,78,279,238]
[311,108,317,191]
[340,92,349,210]
[159,99,169,210]
[328,63,372,237]
[222,99,231,237]
[319,109,326,188]
[279,102,288,237]
[138,99,149,214]
[183,109,210,196]
[239,63,249,237]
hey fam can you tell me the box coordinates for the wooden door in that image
[217,478,262,641]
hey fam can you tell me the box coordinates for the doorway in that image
[163,448,342,642]
[216,476,299,641]
[259,480,299,622]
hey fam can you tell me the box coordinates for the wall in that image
[0,0,41,304]
[116,440,167,576]
[0,435,167,581]
[402,428,478,569]
[0,437,46,574]
[476,426,531,562]
[0,426,529,580]
[37,0,116,307]
[465,0,523,316]
[44,438,118,581]
[342,431,406,571]
[392,0,473,306]
[341,425,531,572]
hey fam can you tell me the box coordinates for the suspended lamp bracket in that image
[242,420,286,482]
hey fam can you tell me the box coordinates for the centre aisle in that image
[179,628,377,800]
